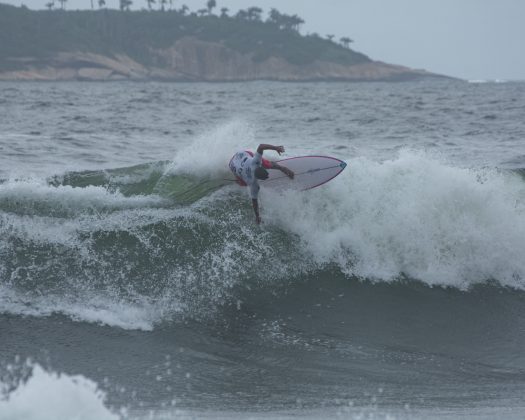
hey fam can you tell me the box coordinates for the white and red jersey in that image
[229,151,271,199]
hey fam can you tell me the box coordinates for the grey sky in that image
[4,0,524,80]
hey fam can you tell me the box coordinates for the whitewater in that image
[1,80,525,419]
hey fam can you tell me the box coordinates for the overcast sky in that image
[4,0,525,80]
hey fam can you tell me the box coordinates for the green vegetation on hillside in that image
[0,2,370,70]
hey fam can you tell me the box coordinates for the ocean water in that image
[1,80,525,419]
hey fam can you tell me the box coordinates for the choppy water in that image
[1,80,525,419]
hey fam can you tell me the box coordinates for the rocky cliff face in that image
[0,37,440,82]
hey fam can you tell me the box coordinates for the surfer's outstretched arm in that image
[252,199,261,224]
[257,144,285,155]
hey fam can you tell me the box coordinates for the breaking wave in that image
[1,144,524,330]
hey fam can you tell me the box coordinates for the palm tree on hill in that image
[120,0,132,11]
[340,37,353,48]
[267,9,303,32]
[45,1,54,10]
[290,14,304,32]
[220,7,228,17]
[98,0,105,8]
[206,0,216,15]
[268,8,280,24]
[235,9,248,20]
[247,6,263,21]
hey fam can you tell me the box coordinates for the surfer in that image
[229,144,294,224]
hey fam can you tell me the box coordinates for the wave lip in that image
[0,178,167,218]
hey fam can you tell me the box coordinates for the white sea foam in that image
[265,150,525,289]
[0,286,175,331]
[0,364,119,420]
[468,79,509,84]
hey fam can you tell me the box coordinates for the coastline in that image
[0,38,452,83]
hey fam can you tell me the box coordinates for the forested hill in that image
[0,3,444,81]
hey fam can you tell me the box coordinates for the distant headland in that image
[0,2,450,82]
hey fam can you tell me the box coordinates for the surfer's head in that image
[254,167,269,180]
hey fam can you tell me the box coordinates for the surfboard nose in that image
[340,161,347,169]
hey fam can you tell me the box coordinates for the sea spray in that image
[167,119,257,177]
[266,150,525,289]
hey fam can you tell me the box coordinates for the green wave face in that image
[0,162,306,326]
[49,160,230,204]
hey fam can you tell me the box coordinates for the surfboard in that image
[261,156,347,191]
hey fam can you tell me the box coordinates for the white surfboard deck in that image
[261,155,347,191]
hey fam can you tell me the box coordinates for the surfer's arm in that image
[257,145,293,178]
[252,199,261,224]
[270,161,294,179]
[257,144,285,156]
[250,183,262,224]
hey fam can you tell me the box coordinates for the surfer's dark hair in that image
[254,167,269,180]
